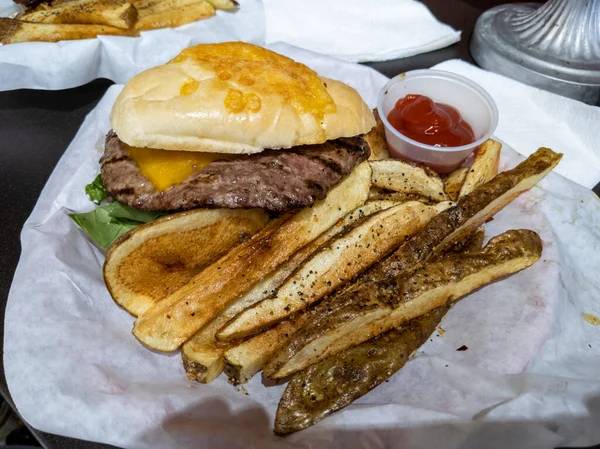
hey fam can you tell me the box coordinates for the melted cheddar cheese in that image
[172,42,336,120]
[126,146,232,191]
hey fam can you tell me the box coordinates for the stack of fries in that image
[101,113,562,434]
[0,0,237,44]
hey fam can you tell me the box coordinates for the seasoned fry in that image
[459,139,502,197]
[368,187,432,204]
[442,227,485,257]
[133,162,372,352]
[218,201,452,342]
[264,148,562,378]
[444,167,468,201]
[370,159,449,201]
[364,109,391,161]
[17,0,138,30]
[182,200,393,382]
[181,292,263,383]
[134,0,214,30]
[274,227,487,433]
[274,306,449,435]
[0,17,129,44]
[223,314,311,385]
[265,229,543,378]
[3,0,237,44]
[104,208,269,317]
[204,0,237,9]
[131,0,208,16]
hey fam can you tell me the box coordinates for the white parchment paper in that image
[5,44,600,449]
[0,0,264,91]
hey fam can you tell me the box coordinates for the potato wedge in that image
[223,314,311,385]
[265,230,543,379]
[133,162,372,352]
[444,166,468,202]
[134,0,214,30]
[217,200,452,342]
[442,227,485,257]
[250,228,484,388]
[104,208,269,317]
[204,0,238,9]
[264,148,562,378]
[274,305,450,435]
[181,200,393,382]
[182,263,299,383]
[459,139,502,197]
[17,0,138,30]
[364,109,391,161]
[370,159,449,201]
[368,187,432,204]
[0,17,130,44]
[131,0,208,16]
[274,227,487,433]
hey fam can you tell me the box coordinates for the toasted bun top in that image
[110,42,375,154]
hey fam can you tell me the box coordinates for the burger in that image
[100,42,376,214]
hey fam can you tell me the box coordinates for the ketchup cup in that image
[377,70,499,173]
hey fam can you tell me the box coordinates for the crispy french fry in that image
[265,230,543,379]
[204,0,238,9]
[217,201,452,342]
[364,109,391,161]
[0,17,130,44]
[274,226,488,433]
[182,264,297,383]
[17,0,138,30]
[368,187,432,204]
[444,167,468,202]
[104,208,269,317]
[223,314,311,385]
[370,159,449,201]
[459,139,502,197]
[442,227,485,257]
[181,200,393,382]
[134,0,214,30]
[264,148,562,378]
[131,0,208,16]
[274,305,450,434]
[133,162,372,352]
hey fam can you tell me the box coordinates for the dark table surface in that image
[1,1,599,448]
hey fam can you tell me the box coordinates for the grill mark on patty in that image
[112,187,136,195]
[102,155,130,165]
[100,132,370,213]
[307,155,342,175]
[304,180,325,192]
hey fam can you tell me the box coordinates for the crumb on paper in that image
[437,327,445,337]
[236,386,249,395]
[456,345,468,352]
[582,313,600,326]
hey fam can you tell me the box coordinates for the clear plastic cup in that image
[377,70,499,173]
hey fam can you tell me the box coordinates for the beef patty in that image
[100,131,370,213]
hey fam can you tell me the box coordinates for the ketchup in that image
[387,94,475,147]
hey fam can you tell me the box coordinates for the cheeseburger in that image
[101,42,375,213]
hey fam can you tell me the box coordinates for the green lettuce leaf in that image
[85,174,109,205]
[106,201,167,223]
[70,202,166,249]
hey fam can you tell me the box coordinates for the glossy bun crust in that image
[110,42,376,154]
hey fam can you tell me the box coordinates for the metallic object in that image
[470,0,600,105]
